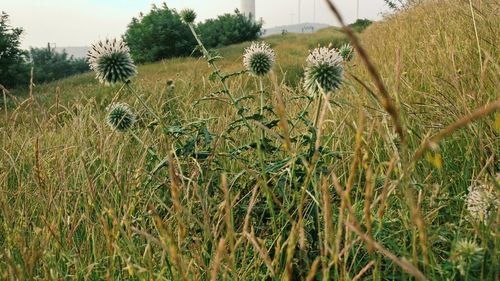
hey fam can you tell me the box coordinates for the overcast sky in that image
[2,0,390,48]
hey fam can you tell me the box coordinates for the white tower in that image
[241,0,256,20]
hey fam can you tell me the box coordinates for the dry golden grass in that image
[0,0,498,280]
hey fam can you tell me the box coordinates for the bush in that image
[29,47,89,84]
[348,18,373,33]
[124,5,263,63]
[0,12,29,89]
[124,3,196,63]
[196,10,262,48]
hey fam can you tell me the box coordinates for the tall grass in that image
[1,0,499,280]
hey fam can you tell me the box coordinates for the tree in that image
[124,3,196,63]
[196,10,263,48]
[29,46,89,84]
[124,5,263,63]
[0,12,28,89]
[348,19,373,33]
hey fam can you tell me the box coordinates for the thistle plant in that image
[243,42,275,76]
[182,8,253,132]
[106,102,135,132]
[243,41,276,139]
[466,181,500,223]
[302,46,345,157]
[182,8,283,232]
[180,9,197,24]
[87,39,137,85]
[339,43,354,62]
[450,239,483,277]
[87,36,168,134]
[304,46,344,95]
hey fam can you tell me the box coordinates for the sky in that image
[1,0,390,49]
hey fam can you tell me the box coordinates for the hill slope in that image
[1,0,499,280]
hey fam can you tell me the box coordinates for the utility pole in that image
[47,42,56,53]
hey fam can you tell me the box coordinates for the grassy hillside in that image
[1,0,499,280]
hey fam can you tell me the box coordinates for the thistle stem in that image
[259,78,265,140]
[126,83,172,152]
[126,83,161,123]
[187,22,253,133]
[313,92,326,128]
[110,81,129,105]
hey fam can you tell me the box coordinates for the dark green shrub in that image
[29,47,89,84]
[196,10,262,48]
[124,6,263,63]
[124,3,196,63]
[348,18,373,33]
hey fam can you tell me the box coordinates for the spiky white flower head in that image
[304,46,344,94]
[466,181,499,223]
[180,9,197,24]
[243,41,276,76]
[339,43,354,62]
[450,239,483,276]
[87,39,137,85]
[106,102,135,132]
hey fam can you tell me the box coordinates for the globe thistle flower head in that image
[180,9,197,24]
[466,181,499,223]
[87,39,137,86]
[243,41,276,76]
[106,102,135,132]
[339,43,354,62]
[304,46,344,94]
[450,239,483,276]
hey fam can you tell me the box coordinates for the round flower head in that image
[450,239,483,276]
[180,9,197,24]
[466,181,499,223]
[243,42,276,76]
[339,43,354,62]
[106,102,135,132]
[304,46,344,94]
[87,39,137,85]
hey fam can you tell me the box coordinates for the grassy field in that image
[1,0,499,280]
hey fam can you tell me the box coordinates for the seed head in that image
[243,42,276,76]
[339,43,354,62]
[180,9,197,24]
[87,39,137,85]
[450,239,483,276]
[106,102,135,132]
[304,46,344,94]
[466,181,499,223]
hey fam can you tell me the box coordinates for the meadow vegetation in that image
[0,0,499,280]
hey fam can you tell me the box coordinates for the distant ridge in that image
[263,23,331,37]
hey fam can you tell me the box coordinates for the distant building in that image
[241,0,255,20]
